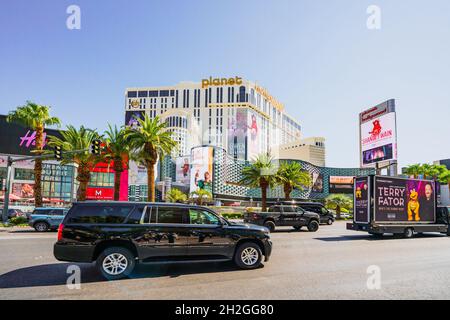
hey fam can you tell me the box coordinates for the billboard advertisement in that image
[227,108,247,160]
[359,100,397,168]
[190,147,213,194]
[12,182,34,199]
[374,177,436,223]
[329,176,354,194]
[125,111,145,127]
[128,160,158,185]
[354,177,370,223]
[175,156,190,185]
[311,173,323,193]
[247,110,260,160]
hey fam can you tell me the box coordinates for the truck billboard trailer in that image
[348,175,450,238]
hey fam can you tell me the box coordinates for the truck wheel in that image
[96,247,136,280]
[264,221,276,232]
[34,222,49,232]
[403,228,414,239]
[307,220,319,232]
[234,242,263,269]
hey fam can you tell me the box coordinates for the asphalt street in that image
[1,221,450,299]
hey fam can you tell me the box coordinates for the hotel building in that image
[124,77,302,160]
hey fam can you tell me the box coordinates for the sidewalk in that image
[0,226,34,233]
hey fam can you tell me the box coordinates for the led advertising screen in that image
[125,111,145,127]
[227,108,247,160]
[360,112,397,167]
[354,176,370,223]
[311,172,323,193]
[190,147,213,194]
[374,177,436,223]
[359,100,397,168]
[329,176,354,194]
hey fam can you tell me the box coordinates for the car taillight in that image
[57,224,64,241]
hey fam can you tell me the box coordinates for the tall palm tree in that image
[125,115,177,202]
[6,102,61,207]
[325,194,352,220]
[103,124,130,201]
[47,126,101,201]
[240,153,278,212]
[419,163,432,179]
[404,164,421,178]
[277,161,311,201]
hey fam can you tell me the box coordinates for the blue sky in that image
[1,0,449,168]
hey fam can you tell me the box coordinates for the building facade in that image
[125,77,302,160]
[276,137,326,167]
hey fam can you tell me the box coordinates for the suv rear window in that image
[68,205,134,224]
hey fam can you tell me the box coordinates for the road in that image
[1,221,450,299]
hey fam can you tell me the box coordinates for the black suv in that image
[54,202,272,280]
[297,202,335,225]
[243,205,320,232]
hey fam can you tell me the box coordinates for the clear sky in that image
[1,0,449,169]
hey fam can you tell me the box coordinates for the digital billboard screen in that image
[329,176,354,194]
[354,176,370,223]
[374,177,435,223]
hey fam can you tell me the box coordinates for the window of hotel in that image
[127,91,137,98]
[138,91,148,98]
[14,168,34,180]
[239,86,246,102]
[89,172,114,187]
[149,90,158,97]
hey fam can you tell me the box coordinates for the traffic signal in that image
[54,146,62,160]
[90,139,102,155]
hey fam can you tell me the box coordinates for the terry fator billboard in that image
[359,99,398,168]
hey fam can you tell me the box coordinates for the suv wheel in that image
[34,222,49,232]
[96,247,136,280]
[234,242,263,269]
[263,221,276,232]
[327,218,333,225]
[307,220,319,232]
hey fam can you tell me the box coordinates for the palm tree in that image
[125,115,177,202]
[103,124,130,201]
[166,188,188,203]
[404,164,422,178]
[428,164,447,181]
[277,161,311,201]
[325,194,352,220]
[439,170,450,191]
[419,163,432,179]
[6,102,61,207]
[47,125,101,201]
[240,153,278,212]
[190,189,212,206]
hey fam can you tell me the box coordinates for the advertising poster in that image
[190,147,213,194]
[354,177,370,223]
[128,160,158,185]
[311,173,323,193]
[12,182,34,199]
[374,177,435,223]
[175,156,190,185]
[227,108,247,160]
[125,111,145,127]
[329,176,355,194]
[247,111,260,160]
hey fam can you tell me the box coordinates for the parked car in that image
[29,207,69,232]
[54,202,272,280]
[297,202,335,225]
[0,208,27,220]
[243,204,320,232]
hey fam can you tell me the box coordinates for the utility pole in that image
[2,156,13,223]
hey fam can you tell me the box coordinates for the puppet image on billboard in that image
[375,177,435,223]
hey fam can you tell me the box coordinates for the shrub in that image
[9,216,28,225]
